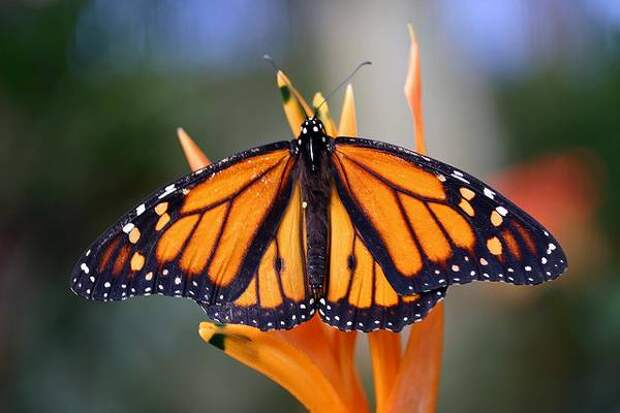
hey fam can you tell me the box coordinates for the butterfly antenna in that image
[314,60,372,116]
[263,53,279,72]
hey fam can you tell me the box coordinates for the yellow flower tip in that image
[338,84,358,137]
[311,91,325,110]
[198,322,225,349]
[276,71,292,102]
[275,69,288,86]
[311,92,338,136]
[276,71,313,135]
[177,127,211,171]
[407,23,417,46]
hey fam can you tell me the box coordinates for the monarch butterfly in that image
[71,117,567,332]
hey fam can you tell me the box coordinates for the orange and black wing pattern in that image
[70,142,309,329]
[331,137,567,294]
[200,181,315,330]
[321,186,445,332]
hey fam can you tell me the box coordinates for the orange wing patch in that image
[321,186,444,332]
[182,150,289,213]
[332,145,477,288]
[202,183,313,330]
[334,145,446,200]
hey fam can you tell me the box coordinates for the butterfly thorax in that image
[295,118,332,297]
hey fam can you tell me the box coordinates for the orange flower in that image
[180,25,443,413]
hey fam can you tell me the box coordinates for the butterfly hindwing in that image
[200,182,315,330]
[320,185,445,332]
[331,137,567,294]
[71,141,298,306]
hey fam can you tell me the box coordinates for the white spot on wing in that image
[158,184,176,199]
[483,188,496,199]
[452,173,470,184]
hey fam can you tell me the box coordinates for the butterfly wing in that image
[330,137,567,294]
[322,185,445,332]
[200,181,315,330]
[70,141,303,310]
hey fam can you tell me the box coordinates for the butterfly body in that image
[71,118,567,332]
[297,119,333,296]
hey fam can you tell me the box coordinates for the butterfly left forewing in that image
[330,137,567,294]
[322,185,445,332]
[71,142,298,305]
[200,182,315,330]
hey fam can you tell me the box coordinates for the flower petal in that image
[368,331,401,411]
[383,303,444,413]
[312,92,338,137]
[177,127,210,170]
[333,331,368,412]
[199,321,349,412]
[404,24,425,154]
[338,84,358,136]
[277,71,312,135]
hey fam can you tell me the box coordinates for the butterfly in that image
[71,117,567,332]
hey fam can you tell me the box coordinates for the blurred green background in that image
[1,1,619,412]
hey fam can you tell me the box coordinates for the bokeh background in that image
[1,1,619,412]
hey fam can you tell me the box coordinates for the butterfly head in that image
[300,117,326,137]
[296,117,330,171]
